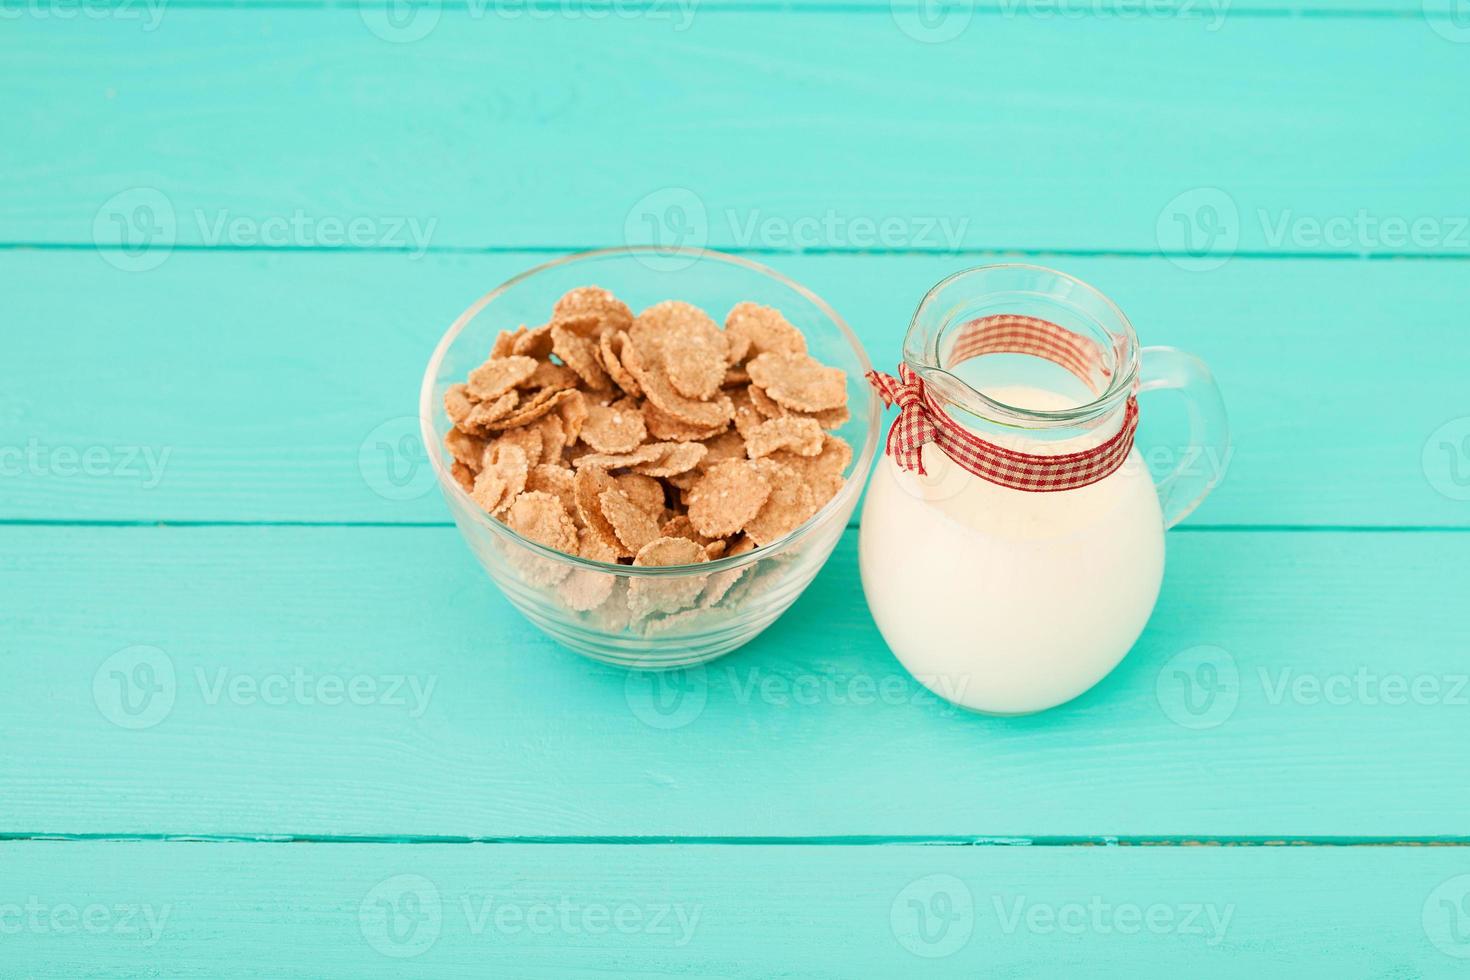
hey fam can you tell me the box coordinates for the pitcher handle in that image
[1137,346,1231,529]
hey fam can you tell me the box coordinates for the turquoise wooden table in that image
[4,2,1470,975]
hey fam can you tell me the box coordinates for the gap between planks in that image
[7,242,1470,262]
[0,1,1450,18]
[3,520,1470,532]
[1,834,1468,846]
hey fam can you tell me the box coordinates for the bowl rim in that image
[419,245,882,578]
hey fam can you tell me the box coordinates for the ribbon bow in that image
[864,359,1140,493]
[865,364,938,476]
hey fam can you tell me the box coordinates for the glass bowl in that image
[420,247,881,668]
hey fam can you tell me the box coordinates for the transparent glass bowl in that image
[420,247,880,668]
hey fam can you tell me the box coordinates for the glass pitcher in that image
[858,264,1229,715]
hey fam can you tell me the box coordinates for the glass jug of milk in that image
[859,264,1229,714]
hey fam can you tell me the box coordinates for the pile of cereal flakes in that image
[442,286,853,627]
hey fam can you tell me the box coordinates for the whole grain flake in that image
[439,285,852,581]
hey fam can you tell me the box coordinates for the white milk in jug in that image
[859,383,1164,715]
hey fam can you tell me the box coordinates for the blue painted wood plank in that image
[3,524,1466,839]
[26,0,1441,10]
[2,12,1466,255]
[3,251,1466,526]
[1,840,1466,977]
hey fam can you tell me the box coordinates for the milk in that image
[858,384,1164,715]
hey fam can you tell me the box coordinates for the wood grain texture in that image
[3,524,1466,839]
[2,12,1467,255]
[4,250,1467,526]
[50,0,1446,9]
[3,840,1467,978]
[3,1,1467,972]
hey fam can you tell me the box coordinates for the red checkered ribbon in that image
[866,315,1139,492]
